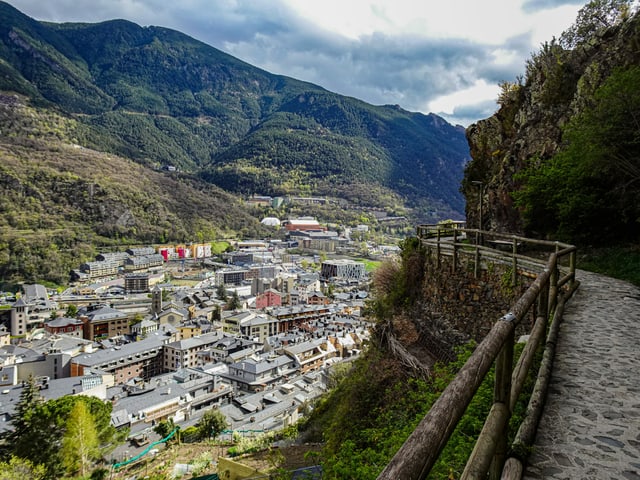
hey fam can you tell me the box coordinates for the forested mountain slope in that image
[0,1,470,220]
[0,95,268,285]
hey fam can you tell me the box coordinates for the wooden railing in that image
[377,224,579,480]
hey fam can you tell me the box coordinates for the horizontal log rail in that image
[377,224,578,480]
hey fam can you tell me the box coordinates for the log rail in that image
[377,224,579,480]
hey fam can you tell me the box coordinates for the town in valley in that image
[0,213,398,464]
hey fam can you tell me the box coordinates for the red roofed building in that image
[45,316,84,337]
[283,217,326,232]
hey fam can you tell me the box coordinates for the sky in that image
[5,0,587,126]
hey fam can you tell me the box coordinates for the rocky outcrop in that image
[463,11,640,236]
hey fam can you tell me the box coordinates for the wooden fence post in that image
[460,325,515,480]
[436,229,441,269]
[511,237,518,287]
[548,261,558,316]
[452,229,458,273]
[489,327,514,480]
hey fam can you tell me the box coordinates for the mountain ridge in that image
[0,0,469,218]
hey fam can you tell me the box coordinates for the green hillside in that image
[0,96,269,285]
[0,0,469,220]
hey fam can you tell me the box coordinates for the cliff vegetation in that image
[463,0,640,248]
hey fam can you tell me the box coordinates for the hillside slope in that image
[0,94,268,285]
[0,1,469,220]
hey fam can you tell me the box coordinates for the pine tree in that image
[10,375,42,444]
[227,291,242,310]
[9,375,63,479]
[216,283,227,301]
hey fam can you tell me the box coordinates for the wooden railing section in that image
[377,224,579,480]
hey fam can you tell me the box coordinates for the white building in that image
[320,259,366,281]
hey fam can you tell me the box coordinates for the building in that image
[151,286,163,315]
[255,289,282,309]
[95,252,129,265]
[222,311,279,341]
[79,260,120,279]
[269,305,332,332]
[204,336,261,364]
[246,265,277,281]
[109,367,232,429]
[215,269,248,286]
[283,217,326,232]
[127,247,156,257]
[124,254,164,272]
[223,354,297,392]
[78,305,131,341]
[131,319,159,339]
[283,338,335,374]
[10,298,28,337]
[125,273,150,293]
[45,317,84,337]
[320,259,366,281]
[163,331,225,372]
[308,292,329,306]
[157,306,189,327]
[70,332,168,383]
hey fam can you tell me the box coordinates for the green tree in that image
[62,401,99,477]
[8,376,62,479]
[216,283,228,301]
[8,390,124,479]
[227,291,242,310]
[45,395,122,450]
[153,418,179,443]
[65,304,78,318]
[560,0,633,48]
[196,408,228,441]
[0,456,46,480]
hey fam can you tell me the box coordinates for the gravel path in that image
[523,270,640,480]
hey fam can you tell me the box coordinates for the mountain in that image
[0,95,270,285]
[0,1,469,220]
[462,6,640,245]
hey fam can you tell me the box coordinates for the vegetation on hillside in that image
[463,0,640,248]
[0,0,469,223]
[0,97,269,287]
[513,65,640,244]
[299,238,538,478]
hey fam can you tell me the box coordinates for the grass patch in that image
[578,245,640,287]
[354,258,381,272]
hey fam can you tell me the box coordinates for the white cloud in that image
[428,79,500,115]
[5,0,583,125]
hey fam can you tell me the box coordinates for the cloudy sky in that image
[6,0,586,126]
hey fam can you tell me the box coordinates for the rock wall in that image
[414,252,531,362]
[462,12,640,236]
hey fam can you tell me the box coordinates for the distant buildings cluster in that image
[0,225,377,440]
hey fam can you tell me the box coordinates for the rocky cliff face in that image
[462,11,640,236]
